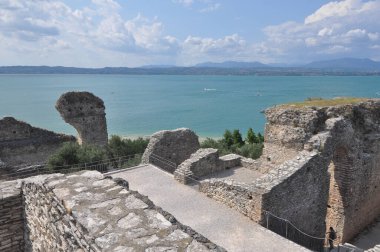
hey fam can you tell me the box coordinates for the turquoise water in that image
[0,75,379,138]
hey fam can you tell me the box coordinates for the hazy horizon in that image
[0,0,379,68]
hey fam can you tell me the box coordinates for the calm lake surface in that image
[0,75,379,138]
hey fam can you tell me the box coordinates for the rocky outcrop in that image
[142,128,200,173]
[56,92,108,146]
[0,117,75,173]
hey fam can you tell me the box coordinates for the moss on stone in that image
[282,97,370,108]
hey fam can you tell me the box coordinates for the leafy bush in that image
[201,128,264,160]
[107,135,149,158]
[47,142,107,171]
[200,138,231,156]
[235,143,263,159]
[47,135,149,171]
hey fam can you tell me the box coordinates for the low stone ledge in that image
[219,154,241,169]
[199,178,265,223]
[174,148,221,184]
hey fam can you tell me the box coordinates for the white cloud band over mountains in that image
[0,0,379,67]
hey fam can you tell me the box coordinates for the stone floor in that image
[352,217,380,250]
[199,166,263,184]
[108,164,310,252]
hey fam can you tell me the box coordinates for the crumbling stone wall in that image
[56,91,108,146]
[268,101,380,242]
[0,117,75,175]
[200,179,264,222]
[175,149,242,184]
[142,128,200,173]
[23,174,100,251]
[200,99,380,243]
[0,171,224,251]
[175,148,220,183]
[0,180,24,252]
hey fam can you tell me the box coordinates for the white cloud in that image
[179,34,273,65]
[199,3,220,13]
[305,0,363,24]
[261,0,380,63]
[173,0,221,13]
[0,0,180,66]
[0,0,379,66]
[173,0,194,7]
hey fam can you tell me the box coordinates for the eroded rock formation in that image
[56,91,108,146]
[0,117,75,172]
[141,128,200,173]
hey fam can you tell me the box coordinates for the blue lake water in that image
[0,74,379,138]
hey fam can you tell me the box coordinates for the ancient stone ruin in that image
[0,171,223,252]
[141,128,200,173]
[0,117,75,176]
[140,99,380,250]
[174,148,241,184]
[197,99,380,245]
[56,91,108,146]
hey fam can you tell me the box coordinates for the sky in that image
[0,0,379,67]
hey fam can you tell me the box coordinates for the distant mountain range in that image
[1,58,379,75]
[194,61,268,68]
[304,58,380,71]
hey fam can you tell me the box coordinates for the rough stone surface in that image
[0,171,223,252]
[56,91,108,146]
[219,154,241,169]
[174,148,221,184]
[141,128,200,173]
[199,99,380,245]
[0,180,24,252]
[0,117,75,177]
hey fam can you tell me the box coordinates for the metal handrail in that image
[0,154,143,180]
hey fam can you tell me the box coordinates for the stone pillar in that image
[56,92,108,146]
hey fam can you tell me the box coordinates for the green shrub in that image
[200,137,231,156]
[201,128,264,160]
[236,143,264,159]
[47,142,107,171]
[107,135,149,158]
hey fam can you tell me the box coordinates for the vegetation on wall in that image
[201,128,264,159]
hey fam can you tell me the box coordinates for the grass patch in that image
[283,97,370,108]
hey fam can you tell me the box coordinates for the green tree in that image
[232,129,244,147]
[257,132,264,143]
[223,130,234,148]
[246,128,259,144]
